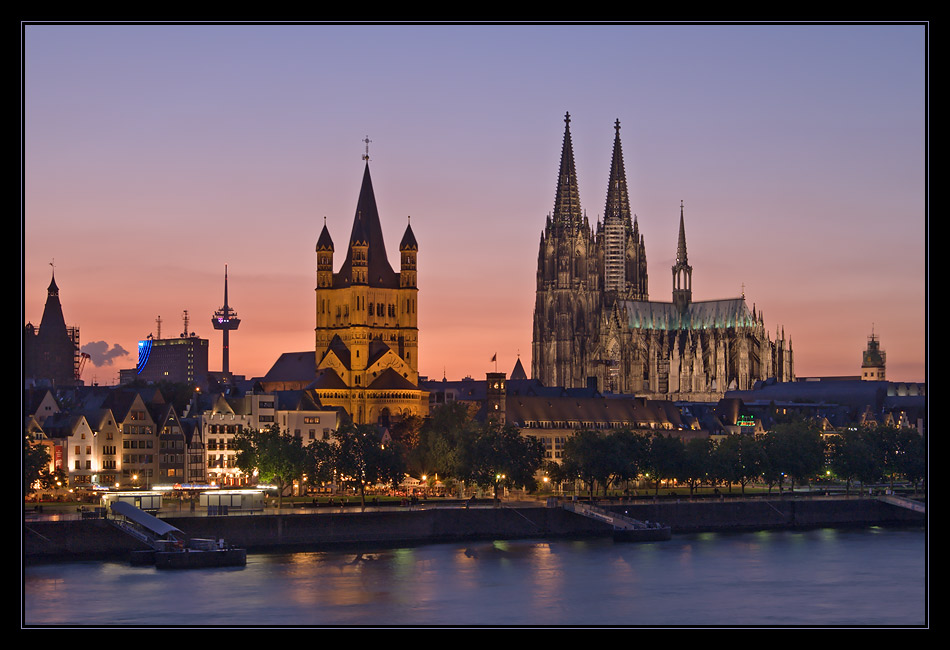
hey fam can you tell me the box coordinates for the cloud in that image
[81,341,129,367]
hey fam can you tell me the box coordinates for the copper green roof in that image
[621,298,756,331]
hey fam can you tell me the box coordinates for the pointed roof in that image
[309,367,349,390]
[367,367,419,390]
[399,218,418,251]
[510,357,528,381]
[316,217,334,251]
[38,271,69,338]
[552,112,583,230]
[675,201,690,268]
[335,162,399,288]
[604,119,632,225]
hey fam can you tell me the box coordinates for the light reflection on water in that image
[24,527,925,627]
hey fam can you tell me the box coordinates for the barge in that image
[110,500,246,569]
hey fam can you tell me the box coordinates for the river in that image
[23,526,926,627]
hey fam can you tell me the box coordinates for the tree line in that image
[233,406,925,507]
[233,401,545,508]
[547,418,926,498]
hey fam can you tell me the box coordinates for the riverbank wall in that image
[23,497,924,562]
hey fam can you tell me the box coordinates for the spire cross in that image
[362,136,372,161]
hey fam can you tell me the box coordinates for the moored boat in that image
[154,538,247,569]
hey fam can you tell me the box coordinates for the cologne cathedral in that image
[532,113,794,401]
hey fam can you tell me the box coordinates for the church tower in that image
[24,269,80,387]
[312,147,427,426]
[602,119,648,300]
[861,327,886,381]
[532,112,602,389]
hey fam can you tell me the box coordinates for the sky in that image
[22,23,928,386]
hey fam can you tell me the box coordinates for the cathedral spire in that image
[676,200,689,266]
[604,119,632,224]
[603,119,636,294]
[552,112,583,231]
[672,200,693,313]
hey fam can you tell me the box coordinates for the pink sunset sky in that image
[22,23,928,386]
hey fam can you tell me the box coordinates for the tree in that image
[541,460,568,494]
[645,434,685,495]
[333,423,407,509]
[764,417,826,491]
[307,438,337,492]
[606,429,648,495]
[389,414,425,474]
[680,437,713,494]
[829,429,880,494]
[893,428,926,494]
[561,430,611,499]
[457,421,544,501]
[713,433,764,494]
[234,424,310,508]
[24,434,51,495]
[411,402,479,481]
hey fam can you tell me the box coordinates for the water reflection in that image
[24,528,925,627]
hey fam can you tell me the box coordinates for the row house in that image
[197,389,342,486]
[156,402,206,486]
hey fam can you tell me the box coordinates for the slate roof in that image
[263,351,317,382]
[367,368,419,390]
[308,368,349,390]
[334,162,401,289]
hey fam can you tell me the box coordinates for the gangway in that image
[878,494,925,514]
[108,500,187,549]
[107,500,246,568]
[562,501,671,541]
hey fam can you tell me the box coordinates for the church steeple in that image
[672,200,693,313]
[27,265,79,387]
[552,112,583,232]
[39,268,69,335]
[399,216,418,289]
[336,160,399,288]
[604,119,632,226]
[603,119,634,294]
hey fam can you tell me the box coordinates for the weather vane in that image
[363,136,372,161]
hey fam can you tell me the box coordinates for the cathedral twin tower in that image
[532,113,794,400]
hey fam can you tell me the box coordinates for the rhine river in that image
[24,526,926,627]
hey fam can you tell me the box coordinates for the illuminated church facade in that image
[532,114,794,401]
[311,156,428,426]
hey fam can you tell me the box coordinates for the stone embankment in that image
[23,496,925,562]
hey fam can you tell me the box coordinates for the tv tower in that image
[211,265,240,374]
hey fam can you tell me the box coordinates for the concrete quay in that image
[23,496,925,563]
